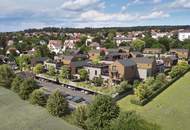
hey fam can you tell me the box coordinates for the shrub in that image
[29,89,47,106]
[92,76,103,87]
[72,105,88,129]
[33,64,43,74]
[108,111,160,130]
[46,90,69,117]
[134,83,150,101]
[0,64,15,88]
[11,76,23,93]
[117,81,132,93]
[19,78,39,100]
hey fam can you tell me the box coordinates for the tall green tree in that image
[19,78,39,100]
[85,95,120,130]
[59,66,70,79]
[29,89,47,107]
[0,64,15,88]
[79,69,88,81]
[11,76,23,93]
[132,39,145,51]
[47,90,69,117]
[72,105,88,129]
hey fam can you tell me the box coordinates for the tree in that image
[85,95,120,130]
[143,36,159,48]
[79,69,88,81]
[117,81,132,93]
[72,105,88,129]
[59,66,70,79]
[135,83,149,101]
[47,90,69,117]
[132,39,145,51]
[33,64,43,74]
[47,66,56,76]
[0,64,15,88]
[92,76,103,87]
[29,89,47,107]
[19,78,39,100]
[158,36,171,51]
[11,76,23,93]
[109,111,160,130]
[16,55,31,71]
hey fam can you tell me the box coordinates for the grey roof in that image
[117,59,136,67]
[131,57,155,64]
[71,60,89,67]
[63,55,74,61]
[170,48,189,52]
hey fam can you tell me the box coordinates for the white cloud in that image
[60,0,104,11]
[170,0,190,8]
[140,11,169,20]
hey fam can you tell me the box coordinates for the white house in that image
[48,40,63,54]
[152,32,172,39]
[113,35,132,46]
[178,31,190,41]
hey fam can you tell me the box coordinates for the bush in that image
[19,78,39,100]
[72,105,88,129]
[0,64,15,88]
[11,76,23,93]
[29,89,47,106]
[108,111,160,130]
[33,64,43,74]
[117,81,132,93]
[92,76,103,87]
[46,90,69,117]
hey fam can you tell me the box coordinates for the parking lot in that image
[37,79,94,108]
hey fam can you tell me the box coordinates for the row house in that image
[109,59,138,84]
[131,57,157,80]
[178,30,190,41]
[84,63,109,81]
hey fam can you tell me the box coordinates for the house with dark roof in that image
[109,59,138,84]
[31,57,49,67]
[131,57,157,79]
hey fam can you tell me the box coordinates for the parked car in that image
[65,95,74,100]
[71,96,84,103]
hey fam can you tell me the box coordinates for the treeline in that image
[1,25,188,34]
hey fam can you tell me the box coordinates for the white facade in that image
[152,33,172,39]
[137,68,152,80]
[178,32,190,41]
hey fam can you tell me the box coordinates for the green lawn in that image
[118,71,190,130]
[0,87,81,130]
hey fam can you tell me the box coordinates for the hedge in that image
[131,67,190,106]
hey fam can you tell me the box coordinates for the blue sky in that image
[0,0,190,32]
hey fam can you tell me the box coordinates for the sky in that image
[0,0,190,32]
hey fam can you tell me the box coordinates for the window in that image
[95,70,97,75]
[112,66,117,71]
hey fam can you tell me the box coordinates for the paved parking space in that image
[37,80,94,107]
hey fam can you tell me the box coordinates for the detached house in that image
[48,40,63,54]
[109,59,138,84]
[114,35,132,46]
[131,57,157,80]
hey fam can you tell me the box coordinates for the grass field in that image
[118,71,190,130]
[0,87,81,130]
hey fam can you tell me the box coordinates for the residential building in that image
[31,57,49,67]
[84,63,109,81]
[131,57,157,80]
[170,49,190,59]
[178,31,190,41]
[113,35,132,46]
[151,32,172,39]
[48,40,63,54]
[109,59,138,84]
